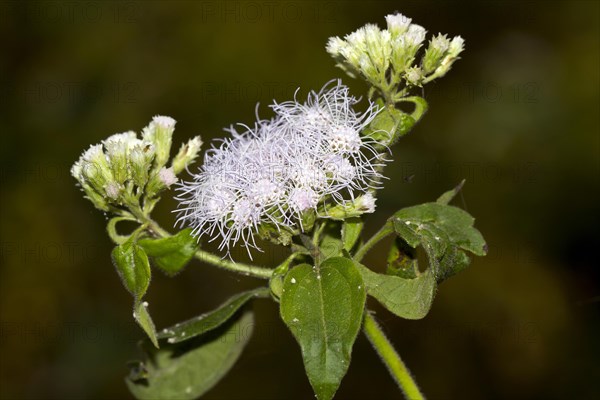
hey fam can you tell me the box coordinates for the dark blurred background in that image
[1,1,598,399]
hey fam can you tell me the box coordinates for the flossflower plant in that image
[72,13,486,400]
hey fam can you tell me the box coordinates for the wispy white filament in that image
[175,80,389,256]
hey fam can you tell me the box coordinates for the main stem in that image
[354,221,393,262]
[363,311,425,400]
[135,211,273,280]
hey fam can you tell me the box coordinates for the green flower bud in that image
[422,34,450,74]
[326,36,347,58]
[71,160,109,211]
[390,25,426,73]
[404,66,424,87]
[425,36,465,82]
[142,116,175,170]
[70,160,84,187]
[323,193,377,220]
[159,167,177,187]
[72,115,180,213]
[172,136,202,174]
[437,36,464,72]
[146,167,177,198]
[129,142,155,187]
[104,181,123,201]
[358,54,379,83]
[363,24,392,75]
[82,184,109,211]
[79,144,113,193]
[385,13,412,37]
[103,131,138,184]
[327,13,464,100]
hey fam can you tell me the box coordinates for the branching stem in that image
[353,220,394,262]
[118,210,274,280]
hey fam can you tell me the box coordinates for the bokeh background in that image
[1,1,598,399]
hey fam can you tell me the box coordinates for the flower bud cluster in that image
[71,116,202,212]
[326,13,464,97]
[176,81,388,255]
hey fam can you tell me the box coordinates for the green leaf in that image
[319,223,344,261]
[386,237,418,279]
[437,245,471,282]
[138,229,198,276]
[112,240,151,299]
[362,100,416,146]
[392,202,487,282]
[157,288,269,343]
[394,203,487,256]
[363,96,427,146]
[270,253,300,299]
[356,263,436,320]
[342,217,363,252]
[280,257,366,400]
[134,300,159,348]
[436,179,465,205]
[112,238,158,346]
[127,309,254,400]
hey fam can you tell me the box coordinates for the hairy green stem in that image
[396,96,429,122]
[353,220,394,262]
[135,215,273,280]
[363,311,425,400]
[107,216,138,244]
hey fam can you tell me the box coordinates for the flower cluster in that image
[176,81,388,255]
[327,13,464,97]
[71,116,202,213]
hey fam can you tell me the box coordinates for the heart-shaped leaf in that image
[127,309,254,400]
[280,257,366,400]
[158,287,269,343]
[138,229,198,276]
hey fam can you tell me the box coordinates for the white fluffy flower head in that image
[176,81,389,257]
